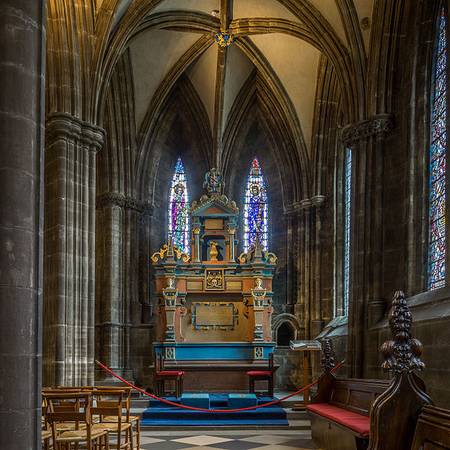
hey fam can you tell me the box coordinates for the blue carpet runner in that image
[141,393,288,426]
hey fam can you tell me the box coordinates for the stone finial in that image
[321,338,336,372]
[380,290,425,374]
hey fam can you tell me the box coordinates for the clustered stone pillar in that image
[0,1,45,448]
[96,193,143,381]
[44,113,105,386]
[341,114,393,376]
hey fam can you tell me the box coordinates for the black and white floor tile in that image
[140,431,319,450]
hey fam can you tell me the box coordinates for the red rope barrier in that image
[95,359,344,413]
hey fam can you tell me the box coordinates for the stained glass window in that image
[343,148,352,314]
[244,158,268,252]
[428,7,448,290]
[168,157,190,254]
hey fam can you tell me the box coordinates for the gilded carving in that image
[205,269,224,290]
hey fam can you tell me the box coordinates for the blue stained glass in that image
[428,7,448,290]
[168,157,190,254]
[343,148,352,315]
[243,158,268,252]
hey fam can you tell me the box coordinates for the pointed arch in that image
[168,157,190,254]
[243,158,269,252]
[428,5,448,290]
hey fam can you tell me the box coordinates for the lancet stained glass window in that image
[428,7,448,290]
[343,148,352,315]
[244,158,268,252]
[168,157,190,254]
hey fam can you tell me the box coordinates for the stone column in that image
[95,193,141,381]
[0,1,45,448]
[341,114,393,376]
[310,195,326,337]
[44,113,104,386]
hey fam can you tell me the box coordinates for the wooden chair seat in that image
[156,370,184,376]
[56,428,107,442]
[93,422,132,432]
[104,415,140,423]
[42,430,52,440]
[247,370,272,377]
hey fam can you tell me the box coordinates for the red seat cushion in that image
[247,370,272,377]
[156,370,184,377]
[307,403,370,437]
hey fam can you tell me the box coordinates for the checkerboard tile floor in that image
[140,431,319,449]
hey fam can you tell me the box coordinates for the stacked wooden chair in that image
[41,385,141,450]
[43,392,109,450]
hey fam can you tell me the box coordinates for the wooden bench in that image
[307,378,390,450]
[308,291,433,450]
[411,405,450,450]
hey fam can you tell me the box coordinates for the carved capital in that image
[96,192,152,214]
[341,114,394,147]
[46,112,105,151]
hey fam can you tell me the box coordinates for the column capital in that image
[46,112,105,151]
[341,113,394,147]
[96,192,153,214]
[285,195,326,214]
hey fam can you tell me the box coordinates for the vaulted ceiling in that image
[109,0,374,168]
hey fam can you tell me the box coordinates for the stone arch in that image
[272,313,302,346]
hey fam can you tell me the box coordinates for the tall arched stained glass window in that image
[168,157,190,254]
[343,148,352,314]
[244,158,268,252]
[428,6,448,290]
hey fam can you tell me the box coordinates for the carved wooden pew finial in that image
[368,290,432,450]
[321,338,336,373]
[380,290,425,374]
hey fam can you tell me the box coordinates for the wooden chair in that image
[44,392,109,450]
[92,390,132,449]
[41,397,53,450]
[155,353,184,398]
[247,352,275,398]
[96,386,141,450]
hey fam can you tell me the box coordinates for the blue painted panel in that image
[153,342,275,361]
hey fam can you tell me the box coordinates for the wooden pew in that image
[411,405,450,449]
[308,377,390,450]
[308,291,433,450]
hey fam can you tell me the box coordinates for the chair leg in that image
[135,419,141,450]
[268,376,274,398]
[249,378,254,393]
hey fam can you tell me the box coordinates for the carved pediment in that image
[191,194,239,217]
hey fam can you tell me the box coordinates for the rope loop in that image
[95,359,344,413]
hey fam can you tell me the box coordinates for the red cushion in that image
[307,403,370,437]
[247,370,272,377]
[156,370,184,377]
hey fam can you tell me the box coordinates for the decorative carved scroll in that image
[151,240,190,264]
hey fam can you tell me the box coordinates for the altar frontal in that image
[151,168,277,391]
